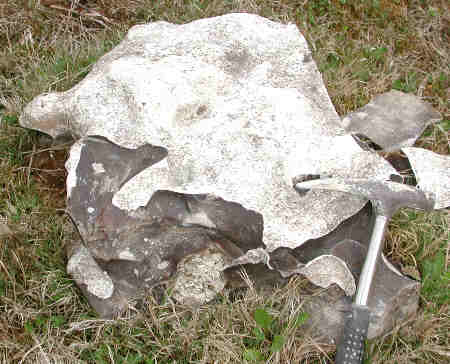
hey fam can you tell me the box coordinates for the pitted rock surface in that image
[18,14,447,341]
[21,13,399,251]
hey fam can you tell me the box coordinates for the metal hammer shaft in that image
[334,214,389,364]
[294,177,434,364]
[355,215,388,306]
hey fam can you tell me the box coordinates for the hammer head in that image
[295,178,435,218]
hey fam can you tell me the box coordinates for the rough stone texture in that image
[64,135,421,340]
[20,13,399,252]
[18,14,445,340]
[292,176,434,341]
[301,270,420,343]
[65,135,258,317]
[402,147,450,209]
[289,204,422,341]
[297,255,356,296]
[66,239,134,317]
[172,247,231,306]
[67,244,114,300]
[341,90,441,151]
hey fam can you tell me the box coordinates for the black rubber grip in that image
[335,304,370,364]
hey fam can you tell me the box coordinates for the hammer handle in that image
[335,304,370,364]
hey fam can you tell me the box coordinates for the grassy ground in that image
[0,0,449,363]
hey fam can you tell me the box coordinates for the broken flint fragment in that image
[67,243,114,300]
[20,13,400,251]
[341,90,441,151]
[294,255,356,296]
[17,13,446,342]
[402,147,450,209]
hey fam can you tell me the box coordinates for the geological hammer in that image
[294,178,434,364]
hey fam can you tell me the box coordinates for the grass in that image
[0,0,449,363]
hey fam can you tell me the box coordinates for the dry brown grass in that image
[0,0,449,363]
